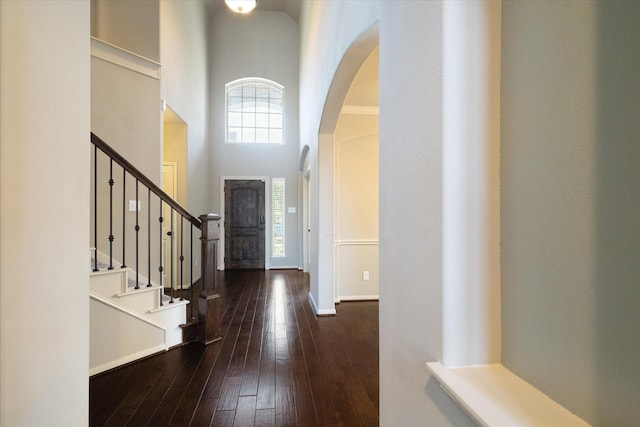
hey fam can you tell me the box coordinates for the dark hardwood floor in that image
[90,270,379,426]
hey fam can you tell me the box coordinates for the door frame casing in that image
[162,162,179,287]
[220,175,271,270]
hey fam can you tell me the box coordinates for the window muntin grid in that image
[226,78,284,144]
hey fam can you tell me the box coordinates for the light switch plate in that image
[129,200,140,212]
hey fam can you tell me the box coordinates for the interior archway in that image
[315,22,379,312]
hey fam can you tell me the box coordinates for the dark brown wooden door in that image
[224,180,265,270]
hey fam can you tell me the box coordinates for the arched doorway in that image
[308,23,380,315]
[334,48,379,302]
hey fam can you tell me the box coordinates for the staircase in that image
[89,133,221,376]
[89,256,188,375]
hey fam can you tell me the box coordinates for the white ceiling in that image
[203,0,301,22]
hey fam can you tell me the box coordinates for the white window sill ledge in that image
[426,362,591,427]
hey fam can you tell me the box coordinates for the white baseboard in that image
[90,344,166,376]
[268,265,299,270]
[336,294,379,302]
[308,292,336,316]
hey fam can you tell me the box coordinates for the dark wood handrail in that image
[91,132,201,228]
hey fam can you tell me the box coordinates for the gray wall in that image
[91,0,160,61]
[501,1,640,425]
[209,9,300,269]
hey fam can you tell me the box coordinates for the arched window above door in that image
[226,78,284,144]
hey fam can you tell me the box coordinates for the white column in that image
[442,0,502,367]
[315,133,337,315]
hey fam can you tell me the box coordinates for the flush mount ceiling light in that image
[225,0,257,14]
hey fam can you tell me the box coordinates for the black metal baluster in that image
[147,188,152,287]
[93,144,98,272]
[108,159,114,270]
[121,169,127,268]
[190,224,194,319]
[134,179,140,289]
[159,200,164,307]
[180,216,184,301]
[169,209,174,304]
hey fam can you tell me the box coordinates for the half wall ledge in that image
[426,362,591,427]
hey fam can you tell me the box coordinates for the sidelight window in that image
[272,178,285,257]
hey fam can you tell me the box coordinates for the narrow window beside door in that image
[272,178,285,258]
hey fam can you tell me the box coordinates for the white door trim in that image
[162,162,179,288]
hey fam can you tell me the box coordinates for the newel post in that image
[198,213,221,344]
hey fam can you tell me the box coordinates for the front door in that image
[224,180,265,270]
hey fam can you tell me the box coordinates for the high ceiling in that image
[203,0,301,22]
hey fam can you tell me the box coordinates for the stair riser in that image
[89,267,189,373]
[147,305,187,348]
[90,270,128,297]
[115,290,162,314]
[89,296,166,375]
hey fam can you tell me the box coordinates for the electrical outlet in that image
[363,271,370,281]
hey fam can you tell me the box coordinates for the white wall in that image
[91,1,163,215]
[91,53,161,180]
[299,1,476,424]
[334,47,379,301]
[299,0,381,316]
[336,120,378,240]
[161,0,211,220]
[501,1,640,424]
[0,1,90,425]
[163,121,188,207]
[441,0,501,368]
[335,115,379,300]
[209,9,300,269]
[89,0,210,290]
[91,44,163,284]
